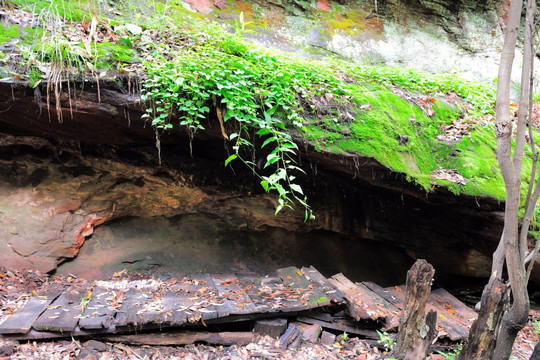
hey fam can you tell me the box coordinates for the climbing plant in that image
[141,28,348,220]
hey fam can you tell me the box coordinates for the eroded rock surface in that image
[0,80,523,289]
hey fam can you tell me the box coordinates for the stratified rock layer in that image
[0,80,516,288]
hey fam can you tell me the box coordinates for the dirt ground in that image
[0,268,538,360]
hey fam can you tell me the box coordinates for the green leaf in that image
[281,142,299,149]
[261,136,276,149]
[290,184,303,195]
[265,154,280,168]
[256,128,272,136]
[260,180,269,192]
[274,183,286,196]
[224,154,237,167]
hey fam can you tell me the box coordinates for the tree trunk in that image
[485,0,536,358]
[392,259,436,360]
[492,0,536,358]
[530,341,540,360]
[458,276,507,360]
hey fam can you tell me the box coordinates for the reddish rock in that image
[317,0,331,12]
[429,355,445,360]
[214,0,228,10]
[184,0,214,14]
[299,323,322,343]
[320,330,336,346]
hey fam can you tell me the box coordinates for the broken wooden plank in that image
[362,281,402,306]
[236,273,305,313]
[301,266,346,303]
[0,290,61,334]
[169,275,221,323]
[94,331,255,346]
[277,267,330,309]
[32,290,84,333]
[431,288,477,330]
[79,287,116,330]
[158,290,188,327]
[297,315,380,339]
[328,273,398,325]
[114,288,146,328]
[0,326,109,341]
[211,274,258,315]
[279,323,302,350]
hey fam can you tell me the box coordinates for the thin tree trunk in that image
[493,1,536,358]
[468,0,537,359]
[491,0,535,358]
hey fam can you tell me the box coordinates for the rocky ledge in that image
[0,79,531,288]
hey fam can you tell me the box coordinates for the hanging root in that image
[155,129,162,165]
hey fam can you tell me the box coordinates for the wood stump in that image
[458,275,507,360]
[392,259,437,360]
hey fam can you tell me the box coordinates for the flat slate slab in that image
[301,266,346,303]
[169,275,221,322]
[0,290,61,334]
[329,274,399,327]
[33,290,84,332]
[0,266,478,343]
[277,267,331,309]
[211,274,258,315]
[79,287,117,330]
[235,273,306,313]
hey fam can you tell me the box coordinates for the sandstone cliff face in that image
[1,0,537,288]
[0,80,510,286]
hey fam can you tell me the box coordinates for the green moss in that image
[0,23,22,45]
[303,80,507,200]
[5,1,523,205]
[10,0,90,21]
[95,42,137,68]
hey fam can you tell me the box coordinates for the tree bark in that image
[492,0,536,358]
[458,276,508,360]
[392,259,436,360]
[530,340,540,360]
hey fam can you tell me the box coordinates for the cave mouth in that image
[56,213,417,287]
[55,213,496,305]
[0,137,504,302]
